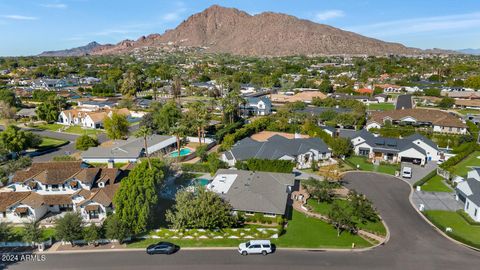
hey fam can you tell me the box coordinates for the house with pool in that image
[81,134,177,164]
[207,169,295,217]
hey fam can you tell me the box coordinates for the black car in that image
[146,242,178,255]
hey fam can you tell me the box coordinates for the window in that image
[475,209,478,217]
[249,245,261,249]
[262,244,271,248]
[89,211,99,219]
[51,184,59,191]
[466,202,470,210]
[264,213,276,218]
[245,212,255,216]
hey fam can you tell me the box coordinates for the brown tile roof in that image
[0,192,31,211]
[89,183,121,207]
[72,168,101,184]
[20,192,45,208]
[369,108,467,128]
[87,112,108,123]
[454,99,480,107]
[12,162,83,183]
[42,194,74,206]
[85,204,100,211]
[97,168,120,184]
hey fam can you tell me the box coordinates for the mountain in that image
[39,41,104,57]
[457,48,480,55]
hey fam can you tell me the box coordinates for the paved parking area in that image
[400,162,437,185]
[412,190,463,211]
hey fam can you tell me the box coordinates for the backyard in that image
[420,175,452,192]
[367,103,395,111]
[451,151,480,177]
[424,210,480,249]
[346,156,400,175]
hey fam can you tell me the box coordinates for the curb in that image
[344,170,480,252]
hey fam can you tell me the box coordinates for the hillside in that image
[39,42,104,57]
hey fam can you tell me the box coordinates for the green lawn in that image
[128,210,371,249]
[456,108,480,115]
[307,199,386,236]
[64,126,103,136]
[368,103,395,111]
[9,227,56,242]
[451,151,480,177]
[420,175,452,192]
[36,137,68,150]
[34,123,64,131]
[424,210,480,249]
[346,156,400,175]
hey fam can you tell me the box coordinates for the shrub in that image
[75,134,99,150]
[235,158,295,173]
[413,170,437,188]
[53,155,77,161]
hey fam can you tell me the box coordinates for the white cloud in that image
[2,15,38,20]
[41,3,68,9]
[347,12,480,38]
[314,10,345,21]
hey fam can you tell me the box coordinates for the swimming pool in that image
[169,148,192,157]
[195,178,210,186]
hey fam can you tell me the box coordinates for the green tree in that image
[465,75,480,89]
[0,125,42,156]
[328,200,356,237]
[0,222,11,242]
[55,212,84,246]
[23,221,43,245]
[104,214,130,244]
[104,112,129,140]
[330,137,352,157]
[348,190,379,223]
[438,97,455,109]
[171,123,188,159]
[120,71,142,96]
[83,224,101,246]
[166,188,237,229]
[113,159,167,234]
[36,100,60,123]
[75,135,99,150]
[154,101,182,134]
[0,89,16,107]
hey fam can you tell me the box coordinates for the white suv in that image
[238,240,272,256]
[402,166,412,178]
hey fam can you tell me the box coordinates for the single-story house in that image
[58,108,134,129]
[270,91,327,104]
[366,108,467,135]
[207,169,295,217]
[456,168,480,222]
[339,129,440,165]
[82,134,177,163]
[221,132,331,169]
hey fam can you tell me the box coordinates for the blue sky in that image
[0,0,479,56]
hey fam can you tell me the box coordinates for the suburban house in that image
[0,162,124,223]
[375,84,402,93]
[330,93,379,105]
[221,131,331,169]
[366,108,467,134]
[270,91,327,104]
[241,96,272,116]
[339,129,440,165]
[58,108,134,129]
[455,168,480,222]
[82,134,177,164]
[207,169,295,217]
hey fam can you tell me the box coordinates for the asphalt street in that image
[6,172,480,270]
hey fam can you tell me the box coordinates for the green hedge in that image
[413,170,437,188]
[220,117,270,150]
[181,163,210,173]
[440,143,479,171]
[456,210,480,226]
[235,158,295,173]
[424,212,480,249]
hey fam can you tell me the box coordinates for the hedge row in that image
[180,163,210,173]
[220,117,270,151]
[456,210,480,226]
[440,142,479,171]
[235,159,295,173]
[413,170,437,188]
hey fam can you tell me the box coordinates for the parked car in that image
[402,166,412,178]
[146,242,178,255]
[238,240,272,256]
[436,159,445,165]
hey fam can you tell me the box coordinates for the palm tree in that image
[188,102,210,145]
[135,126,153,169]
[171,123,187,160]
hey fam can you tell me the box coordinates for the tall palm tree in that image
[135,126,153,169]
[171,123,187,161]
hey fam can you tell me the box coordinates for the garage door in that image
[401,157,422,164]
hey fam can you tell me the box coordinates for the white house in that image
[456,168,480,222]
[242,96,272,116]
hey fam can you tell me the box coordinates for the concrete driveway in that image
[412,191,463,211]
[400,162,437,184]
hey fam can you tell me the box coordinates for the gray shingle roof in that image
[212,169,295,215]
[396,95,413,110]
[228,135,330,161]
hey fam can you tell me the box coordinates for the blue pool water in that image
[169,148,192,157]
[195,178,210,186]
